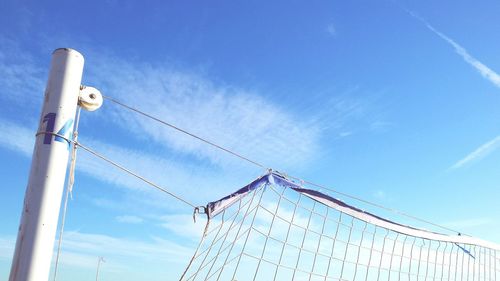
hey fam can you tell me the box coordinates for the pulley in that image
[79,85,103,111]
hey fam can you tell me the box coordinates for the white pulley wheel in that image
[79,86,103,111]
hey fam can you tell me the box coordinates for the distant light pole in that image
[95,256,105,281]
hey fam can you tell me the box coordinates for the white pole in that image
[9,48,85,281]
[95,256,105,281]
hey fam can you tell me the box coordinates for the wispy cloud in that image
[158,214,207,240]
[87,55,322,172]
[0,40,324,173]
[373,190,387,200]
[370,121,392,133]
[61,231,193,262]
[338,131,352,138]
[0,119,35,156]
[326,23,336,37]
[0,119,260,210]
[45,231,196,280]
[406,10,500,88]
[449,135,500,170]
[0,36,45,108]
[0,236,14,260]
[76,137,262,209]
[115,215,143,224]
[0,42,385,179]
[313,93,368,132]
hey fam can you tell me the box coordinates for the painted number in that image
[42,112,74,148]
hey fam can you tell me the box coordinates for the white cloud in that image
[449,135,500,170]
[326,23,336,37]
[0,44,383,186]
[0,36,45,108]
[47,231,197,280]
[115,215,143,224]
[0,119,35,156]
[158,214,207,240]
[338,131,352,138]
[76,137,262,210]
[0,41,325,174]
[88,56,321,172]
[89,197,123,210]
[373,190,386,200]
[407,10,500,88]
[53,250,103,270]
[314,92,371,133]
[369,121,392,133]
[0,236,14,260]
[61,231,193,262]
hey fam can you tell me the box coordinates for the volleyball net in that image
[181,172,499,281]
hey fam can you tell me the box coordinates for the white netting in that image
[181,174,499,281]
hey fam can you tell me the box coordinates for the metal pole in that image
[95,256,105,281]
[9,48,85,281]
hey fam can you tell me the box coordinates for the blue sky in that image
[1,0,500,280]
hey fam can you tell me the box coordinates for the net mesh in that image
[181,174,499,281]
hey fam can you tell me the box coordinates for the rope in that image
[77,141,196,208]
[102,95,464,236]
[53,106,82,281]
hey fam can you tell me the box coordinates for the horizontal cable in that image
[102,95,464,236]
[77,141,196,208]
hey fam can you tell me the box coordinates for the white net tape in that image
[181,173,499,281]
